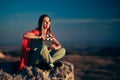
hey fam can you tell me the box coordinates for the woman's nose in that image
[45,21,48,24]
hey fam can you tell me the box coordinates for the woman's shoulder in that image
[31,29,40,35]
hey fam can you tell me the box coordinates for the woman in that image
[19,14,66,70]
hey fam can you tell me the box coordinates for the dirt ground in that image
[61,54,120,80]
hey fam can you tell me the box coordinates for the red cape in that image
[19,29,40,70]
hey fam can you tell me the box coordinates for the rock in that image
[0,61,74,80]
[0,69,12,80]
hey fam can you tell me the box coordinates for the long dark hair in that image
[37,14,52,36]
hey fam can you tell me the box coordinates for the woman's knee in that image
[60,48,66,56]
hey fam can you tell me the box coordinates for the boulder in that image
[0,61,74,80]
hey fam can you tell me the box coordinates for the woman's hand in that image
[50,43,61,50]
[38,36,42,39]
[50,44,56,50]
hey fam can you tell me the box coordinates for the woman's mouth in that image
[43,25,48,29]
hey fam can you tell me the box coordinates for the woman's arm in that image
[50,35,62,50]
[23,32,42,39]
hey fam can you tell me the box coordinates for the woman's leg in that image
[50,48,66,62]
[40,45,66,68]
[40,44,54,64]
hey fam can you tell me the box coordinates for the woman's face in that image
[42,17,51,29]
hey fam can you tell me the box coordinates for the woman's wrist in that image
[38,36,42,39]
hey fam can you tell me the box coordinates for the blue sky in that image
[0,0,120,47]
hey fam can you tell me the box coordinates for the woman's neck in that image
[42,29,47,35]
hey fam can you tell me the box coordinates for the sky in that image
[0,0,120,47]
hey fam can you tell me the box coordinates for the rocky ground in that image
[0,47,120,80]
[0,61,74,80]
[0,51,74,80]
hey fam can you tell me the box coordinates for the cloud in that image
[53,18,120,24]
